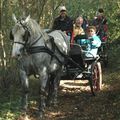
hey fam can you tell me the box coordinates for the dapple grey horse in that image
[11,14,70,118]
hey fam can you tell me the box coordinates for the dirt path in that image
[23,69,120,120]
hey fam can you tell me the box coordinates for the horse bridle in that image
[11,20,42,48]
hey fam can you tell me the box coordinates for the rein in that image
[14,41,25,46]
[26,46,63,64]
[13,34,42,47]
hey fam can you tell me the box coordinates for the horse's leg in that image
[52,70,61,106]
[20,69,29,113]
[38,70,48,118]
[46,74,53,106]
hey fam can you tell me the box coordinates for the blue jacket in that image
[79,34,101,50]
[77,34,101,58]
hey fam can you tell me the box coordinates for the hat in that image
[59,6,66,12]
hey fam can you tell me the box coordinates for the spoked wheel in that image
[89,62,102,95]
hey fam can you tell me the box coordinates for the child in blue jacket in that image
[80,26,101,58]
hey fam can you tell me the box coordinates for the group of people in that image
[52,6,108,58]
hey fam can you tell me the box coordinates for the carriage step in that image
[82,71,91,74]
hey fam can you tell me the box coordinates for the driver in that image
[52,6,73,40]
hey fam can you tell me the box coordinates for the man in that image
[93,8,108,42]
[52,6,73,34]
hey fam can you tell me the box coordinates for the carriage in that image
[44,29,103,96]
[61,41,102,96]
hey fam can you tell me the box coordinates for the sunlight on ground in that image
[17,115,30,120]
[60,80,88,88]
[60,80,92,93]
[60,80,110,93]
[47,111,62,117]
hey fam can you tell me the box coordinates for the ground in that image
[0,46,120,120]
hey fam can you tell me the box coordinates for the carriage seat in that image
[69,44,85,68]
[69,44,82,55]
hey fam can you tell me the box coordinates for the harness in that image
[26,37,64,65]
[11,21,68,65]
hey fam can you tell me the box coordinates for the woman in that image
[71,16,85,45]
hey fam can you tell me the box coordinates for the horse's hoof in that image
[35,111,44,120]
[39,112,43,119]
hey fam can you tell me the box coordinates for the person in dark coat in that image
[52,6,73,38]
[93,8,108,42]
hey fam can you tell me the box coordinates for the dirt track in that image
[19,75,120,120]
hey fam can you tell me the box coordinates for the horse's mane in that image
[13,17,49,41]
[27,18,49,40]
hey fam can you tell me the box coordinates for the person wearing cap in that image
[92,8,108,42]
[52,6,73,37]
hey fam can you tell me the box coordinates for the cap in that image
[59,6,66,12]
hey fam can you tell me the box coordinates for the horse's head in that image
[11,14,31,58]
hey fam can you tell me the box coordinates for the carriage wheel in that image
[91,62,102,92]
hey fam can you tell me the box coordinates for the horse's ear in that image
[12,14,17,23]
[25,15,30,23]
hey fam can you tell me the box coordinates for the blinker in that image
[10,30,14,40]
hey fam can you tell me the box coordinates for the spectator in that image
[93,8,108,42]
[82,16,89,31]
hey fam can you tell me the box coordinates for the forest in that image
[0,0,120,120]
